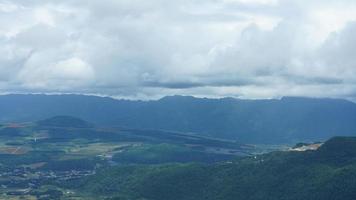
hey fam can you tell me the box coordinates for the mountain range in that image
[0,94,355,143]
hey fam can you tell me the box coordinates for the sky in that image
[1,0,356,100]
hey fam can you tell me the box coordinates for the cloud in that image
[0,0,356,100]
[16,56,95,90]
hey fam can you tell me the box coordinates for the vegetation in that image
[74,137,356,200]
[1,115,356,199]
[0,116,249,199]
[112,143,235,164]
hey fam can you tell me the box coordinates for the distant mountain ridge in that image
[0,94,356,143]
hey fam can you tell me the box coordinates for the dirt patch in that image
[0,146,29,155]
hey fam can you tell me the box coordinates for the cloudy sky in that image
[1,0,356,100]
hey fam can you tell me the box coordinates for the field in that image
[0,117,269,199]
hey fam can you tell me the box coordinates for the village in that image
[0,165,95,199]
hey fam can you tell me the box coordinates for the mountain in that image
[74,137,356,200]
[0,94,356,143]
[37,116,94,128]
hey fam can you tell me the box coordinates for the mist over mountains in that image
[1,94,356,144]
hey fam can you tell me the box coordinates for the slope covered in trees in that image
[75,137,356,200]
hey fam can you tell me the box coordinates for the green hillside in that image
[74,137,356,200]
[1,117,355,199]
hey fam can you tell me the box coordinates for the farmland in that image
[0,116,257,199]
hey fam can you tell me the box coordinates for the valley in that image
[0,116,257,199]
[2,0,356,198]
[0,116,355,200]
[0,96,355,199]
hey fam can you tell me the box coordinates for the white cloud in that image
[34,7,55,27]
[0,0,355,100]
[17,56,95,90]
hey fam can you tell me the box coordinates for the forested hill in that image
[74,136,356,200]
[0,94,356,143]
